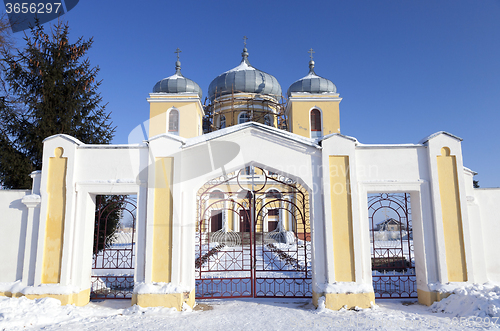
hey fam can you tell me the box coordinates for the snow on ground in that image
[2,288,500,331]
[430,283,500,318]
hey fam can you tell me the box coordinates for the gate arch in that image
[195,166,312,299]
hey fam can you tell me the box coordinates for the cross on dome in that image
[308,48,315,60]
[243,36,248,47]
[174,48,182,74]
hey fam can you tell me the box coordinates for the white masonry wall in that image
[474,188,500,284]
[0,190,31,282]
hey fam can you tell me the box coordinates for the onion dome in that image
[153,52,202,98]
[287,59,337,97]
[208,47,282,101]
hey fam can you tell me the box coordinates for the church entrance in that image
[368,193,417,298]
[195,167,312,299]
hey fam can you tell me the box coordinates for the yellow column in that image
[437,147,467,282]
[315,154,375,311]
[329,156,355,282]
[134,156,196,310]
[152,157,174,282]
[227,207,233,231]
[41,147,67,284]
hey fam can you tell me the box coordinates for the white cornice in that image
[288,97,342,102]
[147,97,201,103]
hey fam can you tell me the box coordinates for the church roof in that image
[208,47,282,101]
[153,57,202,98]
[287,60,337,97]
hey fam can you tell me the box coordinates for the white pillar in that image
[21,195,41,286]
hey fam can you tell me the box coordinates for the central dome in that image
[208,48,282,101]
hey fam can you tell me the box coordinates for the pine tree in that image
[94,195,124,254]
[0,20,114,189]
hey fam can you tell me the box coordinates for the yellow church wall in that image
[437,147,467,282]
[149,104,167,137]
[212,93,279,128]
[287,100,340,138]
[149,99,203,138]
[41,147,67,284]
[215,110,278,128]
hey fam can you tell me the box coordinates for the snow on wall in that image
[0,190,30,282]
[475,188,500,283]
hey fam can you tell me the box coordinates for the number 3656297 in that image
[5,3,62,14]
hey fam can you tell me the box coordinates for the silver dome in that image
[287,60,337,97]
[208,48,282,101]
[153,60,202,98]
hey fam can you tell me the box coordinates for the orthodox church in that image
[148,45,340,141]
[0,43,499,313]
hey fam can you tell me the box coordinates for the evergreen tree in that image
[0,20,114,189]
[94,195,124,254]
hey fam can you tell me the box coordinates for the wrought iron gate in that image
[91,195,137,299]
[195,167,312,299]
[368,193,417,298]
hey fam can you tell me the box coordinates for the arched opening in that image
[168,108,179,135]
[238,112,250,124]
[310,108,322,138]
[195,166,311,299]
[264,189,282,232]
[209,190,225,232]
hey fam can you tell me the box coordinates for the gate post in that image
[315,134,375,310]
[133,135,195,310]
[26,135,90,306]
[419,132,483,305]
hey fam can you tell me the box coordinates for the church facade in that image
[1,46,499,311]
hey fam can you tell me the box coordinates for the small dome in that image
[208,48,282,101]
[287,60,337,97]
[153,60,202,98]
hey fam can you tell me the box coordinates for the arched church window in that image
[266,189,282,199]
[310,108,322,138]
[220,115,226,129]
[168,109,179,135]
[238,112,250,124]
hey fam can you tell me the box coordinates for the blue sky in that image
[5,0,500,187]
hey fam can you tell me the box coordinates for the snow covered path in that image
[1,295,499,330]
